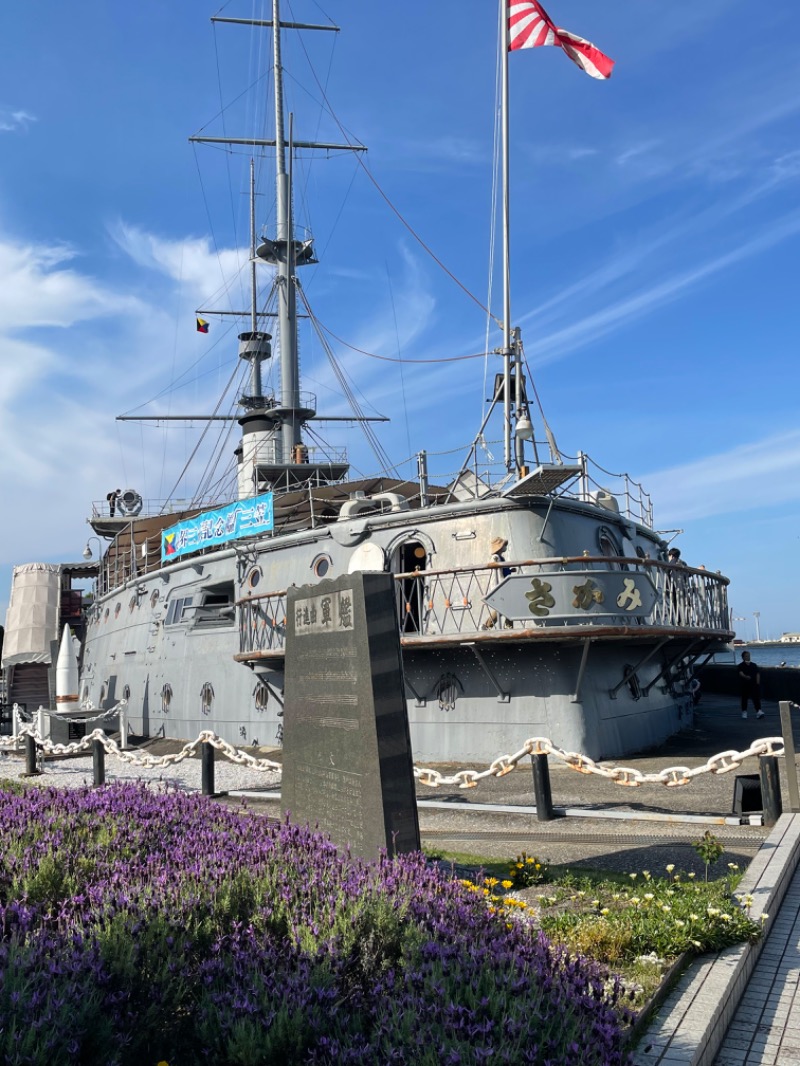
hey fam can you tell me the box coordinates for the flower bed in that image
[0,782,634,1065]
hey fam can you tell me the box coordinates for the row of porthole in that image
[85,680,271,715]
[246,553,332,593]
[99,589,161,624]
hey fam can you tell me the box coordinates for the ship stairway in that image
[6,663,51,715]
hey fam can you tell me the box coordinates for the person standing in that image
[106,489,121,517]
[738,651,763,720]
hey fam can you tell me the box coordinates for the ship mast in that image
[193,7,360,498]
[271,0,301,462]
[500,0,530,475]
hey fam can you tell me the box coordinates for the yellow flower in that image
[485,877,499,887]
[728,863,739,871]
[600,907,610,916]
[761,913,769,922]
[629,873,637,880]
[665,864,675,873]
[516,862,523,870]
[688,872,696,880]
[526,857,536,865]
[501,880,513,890]
[644,893,654,901]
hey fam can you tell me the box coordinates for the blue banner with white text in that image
[162,493,274,563]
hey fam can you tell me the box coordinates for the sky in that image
[0,0,798,640]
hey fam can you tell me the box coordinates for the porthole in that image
[151,589,160,608]
[81,684,90,703]
[161,683,172,713]
[122,684,131,702]
[99,683,108,705]
[254,681,269,712]
[312,553,332,578]
[247,568,262,591]
[200,682,214,716]
[129,595,138,612]
[114,602,121,618]
[103,607,110,622]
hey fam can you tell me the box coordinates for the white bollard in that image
[119,703,128,750]
[37,706,45,741]
[12,703,19,742]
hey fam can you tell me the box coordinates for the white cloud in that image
[642,431,800,524]
[0,239,140,330]
[0,108,35,133]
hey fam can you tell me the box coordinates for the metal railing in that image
[237,558,730,657]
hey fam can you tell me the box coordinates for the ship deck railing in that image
[236,557,730,659]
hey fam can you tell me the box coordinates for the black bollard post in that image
[23,734,41,777]
[759,755,782,828]
[93,739,106,787]
[201,741,215,796]
[531,753,555,821]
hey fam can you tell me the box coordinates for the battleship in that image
[1,1,732,762]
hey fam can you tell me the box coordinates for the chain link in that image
[0,727,281,772]
[0,724,788,793]
[412,735,786,789]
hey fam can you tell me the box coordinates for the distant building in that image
[780,633,800,643]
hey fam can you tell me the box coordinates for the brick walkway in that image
[714,859,800,1065]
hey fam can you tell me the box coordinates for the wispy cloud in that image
[641,431,800,524]
[522,207,800,365]
[0,108,35,133]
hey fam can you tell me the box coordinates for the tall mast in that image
[272,0,301,461]
[501,0,513,471]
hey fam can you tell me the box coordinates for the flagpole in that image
[501,0,512,471]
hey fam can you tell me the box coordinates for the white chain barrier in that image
[0,724,786,791]
[0,726,282,773]
[12,701,125,726]
[412,736,786,790]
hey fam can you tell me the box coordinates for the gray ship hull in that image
[75,492,729,763]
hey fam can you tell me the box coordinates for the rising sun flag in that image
[508,0,615,80]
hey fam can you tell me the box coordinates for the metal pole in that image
[24,733,40,776]
[759,755,782,827]
[37,706,45,740]
[12,703,18,742]
[201,741,216,796]
[119,704,128,750]
[531,753,555,821]
[780,701,800,811]
[93,739,106,787]
[501,0,512,470]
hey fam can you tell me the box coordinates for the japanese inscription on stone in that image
[282,571,420,859]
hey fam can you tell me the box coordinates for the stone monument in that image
[282,571,421,859]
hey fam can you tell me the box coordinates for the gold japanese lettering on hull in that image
[572,579,605,610]
[525,578,556,617]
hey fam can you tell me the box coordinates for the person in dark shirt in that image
[738,651,763,720]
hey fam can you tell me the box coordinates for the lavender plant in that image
[0,782,633,1065]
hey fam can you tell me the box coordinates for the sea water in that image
[713,644,800,669]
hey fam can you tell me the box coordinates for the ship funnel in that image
[55,624,80,714]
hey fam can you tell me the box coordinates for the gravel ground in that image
[0,743,282,794]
